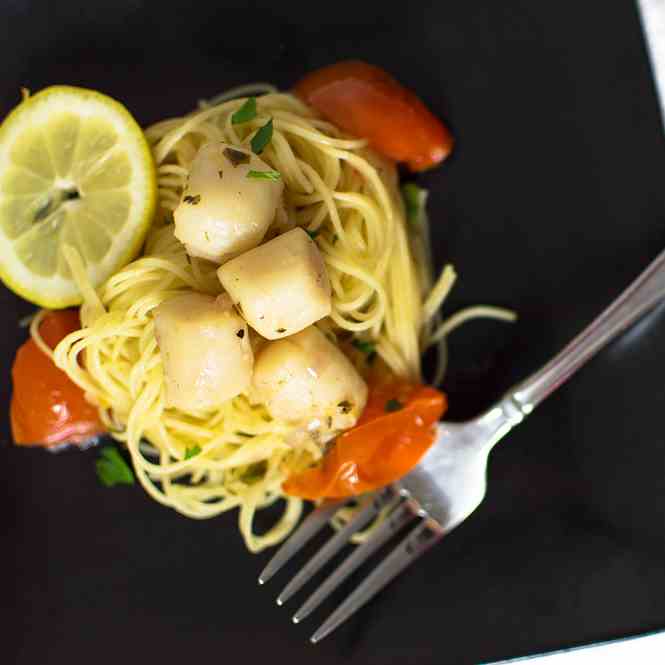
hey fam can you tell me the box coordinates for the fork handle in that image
[509,246,665,413]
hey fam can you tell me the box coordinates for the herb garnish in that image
[401,183,428,227]
[250,118,273,154]
[185,445,202,460]
[352,338,377,365]
[224,147,250,166]
[385,398,403,413]
[231,97,257,124]
[183,194,201,205]
[305,229,319,239]
[247,169,281,181]
[352,339,375,355]
[96,445,135,487]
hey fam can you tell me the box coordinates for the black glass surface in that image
[2,2,665,664]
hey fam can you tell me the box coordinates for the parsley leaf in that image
[352,339,376,355]
[247,169,281,181]
[184,445,201,460]
[352,338,377,365]
[251,118,273,154]
[385,398,404,413]
[231,97,257,124]
[305,229,319,239]
[402,183,428,227]
[96,446,134,487]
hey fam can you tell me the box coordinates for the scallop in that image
[173,142,283,263]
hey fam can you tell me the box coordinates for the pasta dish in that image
[3,61,514,552]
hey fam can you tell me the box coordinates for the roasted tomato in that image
[11,310,103,448]
[284,379,446,499]
[294,60,454,171]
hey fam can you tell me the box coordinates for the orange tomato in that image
[294,60,454,172]
[11,310,104,447]
[283,380,447,500]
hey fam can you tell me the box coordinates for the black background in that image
[2,2,665,664]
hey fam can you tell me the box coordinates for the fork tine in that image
[310,519,443,643]
[292,498,418,623]
[259,499,346,585]
[276,486,398,606]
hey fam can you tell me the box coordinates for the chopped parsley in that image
[184,445,202,460]
[224,147,250,166]
[305,229,320,239]
[96,445,135,487]
[236,431,254,438]
[401,183,428,227]
[183,194,201,205]
[352,338,377,365]
[247,169,281,181]
[250,118,273,154]
[352,339,376,355]
[231,97,257,124]
[385,398,404,413]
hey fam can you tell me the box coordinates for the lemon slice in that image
[0,86,156,307]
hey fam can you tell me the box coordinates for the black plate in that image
[2,2,665,664]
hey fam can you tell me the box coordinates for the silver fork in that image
[259,246,665,643]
